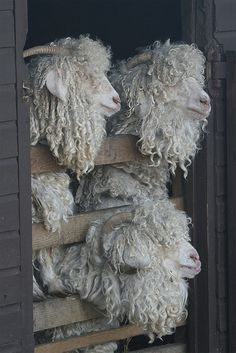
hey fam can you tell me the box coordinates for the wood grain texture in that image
[226,52,236,353]
[34,325,144,353]
[31,135,146,174]
[0,11,15,47]
[32,205,132,250]
[0,232,20,269]
[0,85,17,122]
[32,197,183,251]
[0,195,19,233]
[132,343,186,353]
[215,0,236,32]
[0,304,22,346]
[0,122,17,159]
[33,296,100,332]
[0,158,18,196]
[34,324,185,353]
[0,0,13,10]
[0,48,15,85]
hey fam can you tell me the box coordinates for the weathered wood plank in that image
[0,11,15,48]
[0,195,19,233]
[0,122,17,159]
[215,31,236,52]
[0,48,15,85]
[0,232,20,269]
[0,85,17,122]
[34,325,144,353]
[0,304,21,345]
[226,52,236,353]
[215,0,236,32]
[0,158,18,196]
[31,135,146,174]
[32,197,183,251]
[0,0,13,10]
[132,343,186,353]
[34,324,185,353]
[33,296,100,332]
[0,271,21,306]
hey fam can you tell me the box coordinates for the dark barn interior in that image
[26,0,182,60]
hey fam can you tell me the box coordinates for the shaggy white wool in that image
[33,201,197,339]
[109,41,209,175]
[76,159,169,210]
[29,36,112,177]
[31,172,74,232]
[75,202,192,338]
[76,41,210,209]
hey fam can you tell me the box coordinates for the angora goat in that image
[27,35,121,176]
[31,172,74,232]
[76,40,211,210]
[27,36,120,231]
[33,201,201,339]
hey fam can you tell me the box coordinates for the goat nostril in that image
[113,96,121,105]
[190,253,199,262]
[200,96,209,105]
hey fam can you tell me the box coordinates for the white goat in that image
[26,36,121,231]
[27,36,121,177]
[76,40,211,210]
[33,201,201,339]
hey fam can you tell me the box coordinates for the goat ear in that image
[46,69,67,102]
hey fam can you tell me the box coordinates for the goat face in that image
[46,69,121,118]
[92,76,121,117]
[163,240,201,279]
[165,77,211,120]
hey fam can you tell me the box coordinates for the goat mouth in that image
[101,103,121,115]
[188,106,211,118]
[181,264,201,274]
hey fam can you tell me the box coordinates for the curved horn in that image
[102,212,134,234]
[126,52,152,69]
[23,46,71,58]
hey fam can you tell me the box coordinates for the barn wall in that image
[214,0,236,50]
[0,1,33,352]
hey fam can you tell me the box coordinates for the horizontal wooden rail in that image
[133,343,186,353]
[33,296,100,332]
[34,324,185,353]
[31,135,146,174]
[32,197,184,251]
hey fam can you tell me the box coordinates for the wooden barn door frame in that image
[226,52,236,353]
[15,0,34,351]
[181,1,221,353]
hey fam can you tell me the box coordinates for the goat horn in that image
[126,52,152,69]
[102,212,134,234]
[23,46,71,58]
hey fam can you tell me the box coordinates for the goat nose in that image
[190,251,200,262]
[200,94,210,105]
[113,95,121,105]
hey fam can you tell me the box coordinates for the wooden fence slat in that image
[34,324,185,353]
[31,135,145,174]
[132,343,186,353]
[33,296,100,332]
[32,205,132,251]
[34,325,143,353]
[32,197,184,251]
